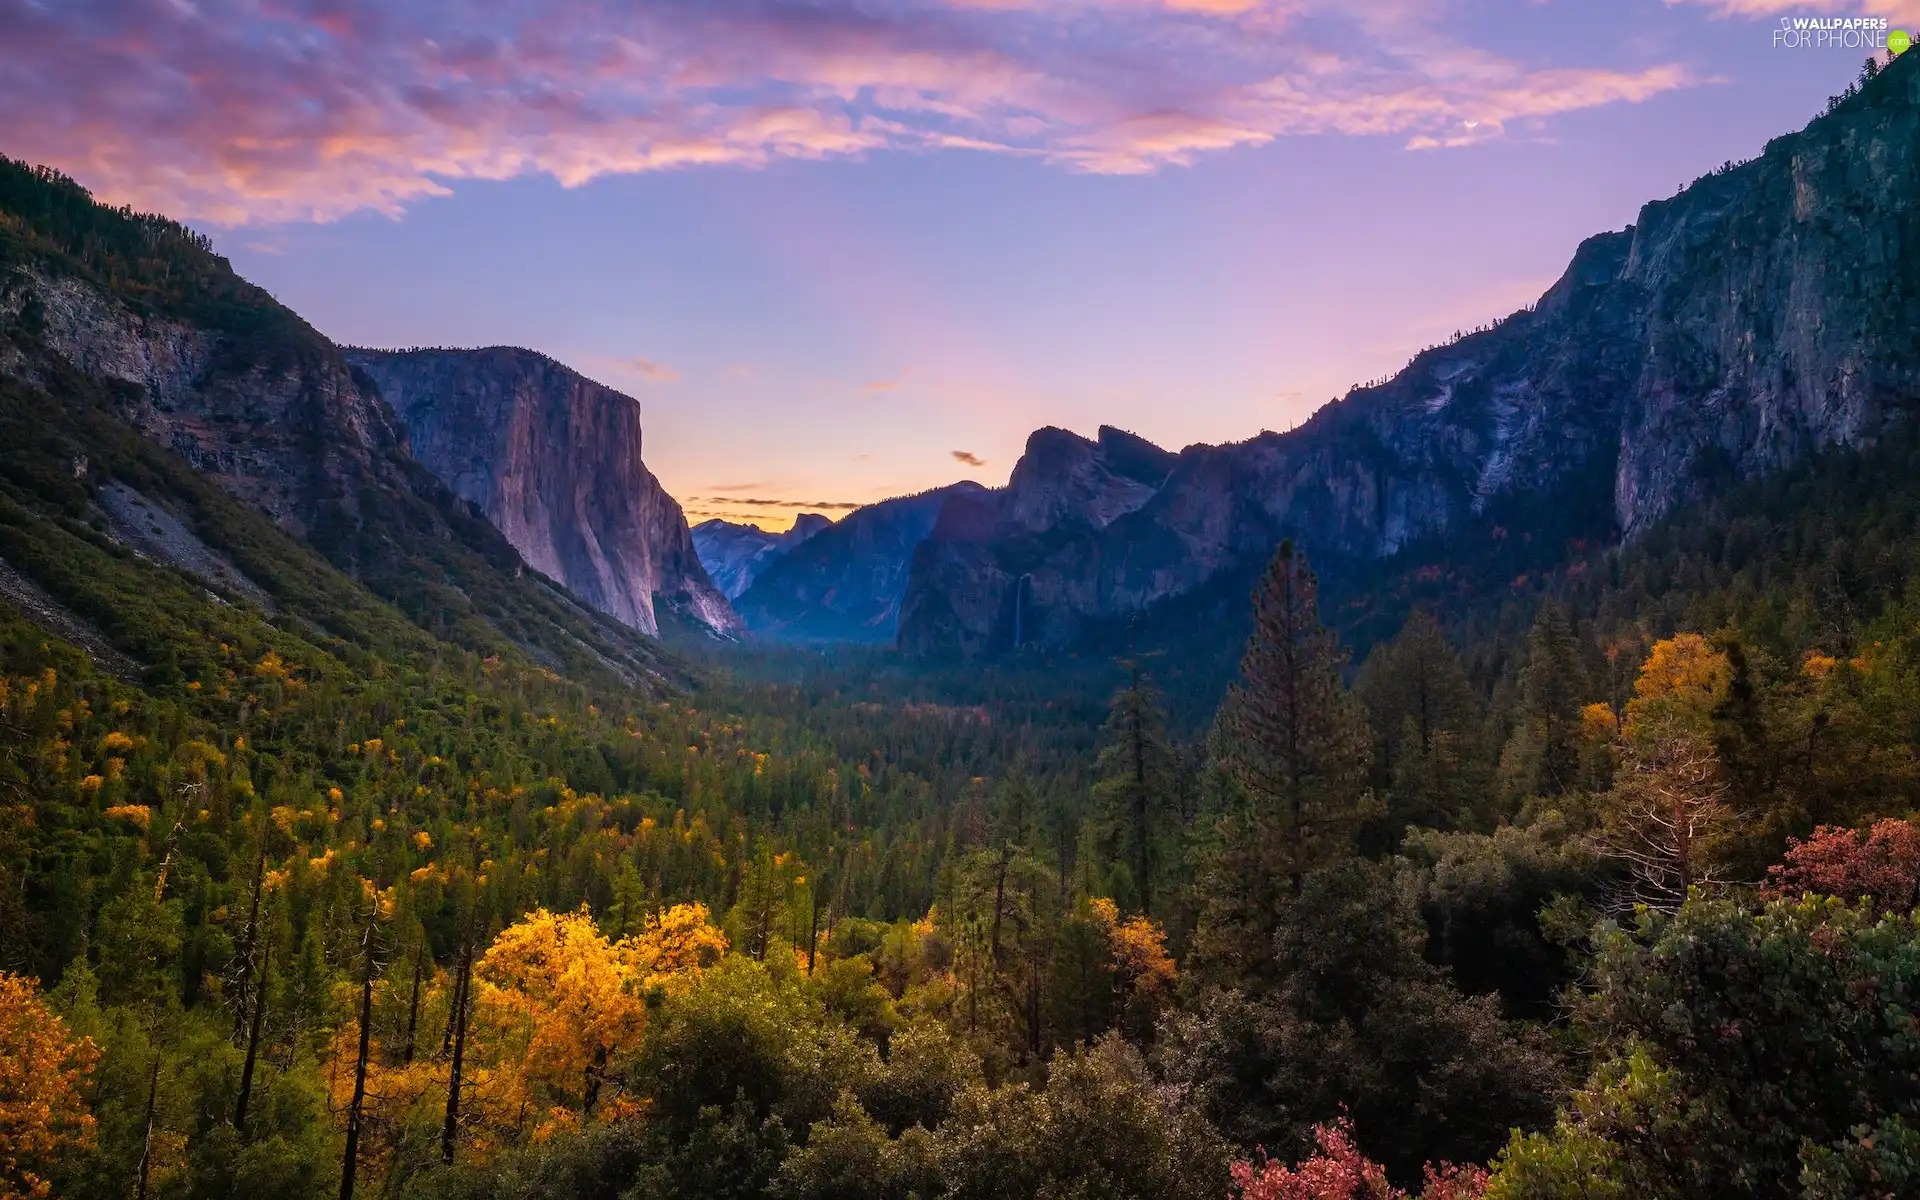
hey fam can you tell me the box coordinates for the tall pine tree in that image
[1498,599,1588,805]
[1195,541,1372,983]
[1090,663,1176,917]
[1354,608,1487,839]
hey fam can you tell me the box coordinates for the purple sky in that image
[5,0,1912,529]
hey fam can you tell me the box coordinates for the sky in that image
[4,0,1915,530]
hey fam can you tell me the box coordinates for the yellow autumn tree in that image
[1599,634,1736,910]
[478,902,727,1118]
[479,907,648,1116]
[1088,898,1177,1037]
[0,972,98,1200]
[621,901,729,991]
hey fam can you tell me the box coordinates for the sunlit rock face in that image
[346,347,738,638]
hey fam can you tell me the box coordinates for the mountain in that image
[898,54,1920,658]
[0,158,679,685]
[344,347,738,639]
[896,427,1178,657]
[693,512,832,599]
[735,483,990,642]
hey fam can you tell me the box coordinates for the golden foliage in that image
[1088,898,1177,998]
[103,804,152,831]
[0,972,98,1200]
[622,902,729,990]
[1626,634,1731,737]
[1580,703,1619,744]
[480,907,648,1111]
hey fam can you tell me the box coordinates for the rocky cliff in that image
[693,513,831,599]
[344,348,737,639]
[0,164,683,682]
[897,54,1920,657]
[736,483,989,642]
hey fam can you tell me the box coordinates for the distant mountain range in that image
[692,513,831,599]
[732,483,989,643]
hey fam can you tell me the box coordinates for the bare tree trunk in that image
[233,843,267,1041]
[440,940,466,1058]
[136,1053,160,1200]
[806,882,820,976]
[441,938,473,1166]
[340,915,378,1200]
[235,934,270,1134]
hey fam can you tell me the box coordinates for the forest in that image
[10,397,1920,1200]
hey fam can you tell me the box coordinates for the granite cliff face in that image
[345,348,739,639]
[0,219,678,682]
[693,513,831,599]
[735,483,988,642]
[898,56,1920,657]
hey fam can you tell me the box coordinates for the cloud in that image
[595,355,681,384]
[951,450,987,466]
[693,495,865,509]
[1,0,1701,225]
[860,368,913,392]
[1667,0,1920,17]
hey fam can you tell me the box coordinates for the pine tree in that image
[1090,664,1176,916]
[1354,609,1486,838]
[1498,599,1588,804]
[1196,541,1373,982]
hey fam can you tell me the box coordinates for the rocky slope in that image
[0,162,680,682]
[898,55,1920,657]
[693,513,831,599]
[735,483,989,642]
[345,348,738,639]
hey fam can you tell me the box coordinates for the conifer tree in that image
[1354,609,1485,837]
[1498,599,1588,804]
[1091,664,1175,916]
[1196,541,1372,981]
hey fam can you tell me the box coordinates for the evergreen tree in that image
[1498,600,1588,804]
[1195,541,1373,982]
[1089,664,1176,916]
[1354,609,1486,839]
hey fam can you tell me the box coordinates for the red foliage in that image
[1765,819,1920,915]
[1229,1119,1487,1200]
[1416,1163,1491,1200]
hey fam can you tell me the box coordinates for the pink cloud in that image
[593,356,682,384]
[1668,0,1920,17]
[0,0,1702,225]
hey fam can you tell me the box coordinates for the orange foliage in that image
[1088,898,1177,999]
[0,972,98,1200]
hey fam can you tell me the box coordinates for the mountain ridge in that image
[693,513,832,599]
[894,53,1920,657]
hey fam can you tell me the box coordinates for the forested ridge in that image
[11,67,1920,1200]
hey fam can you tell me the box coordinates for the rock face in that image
[693,513,831,599]
[345,348,739,639]
[0,229,678,681]
[736,483,989,642]
[2,272,412,544]
[899,56,1920,656]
